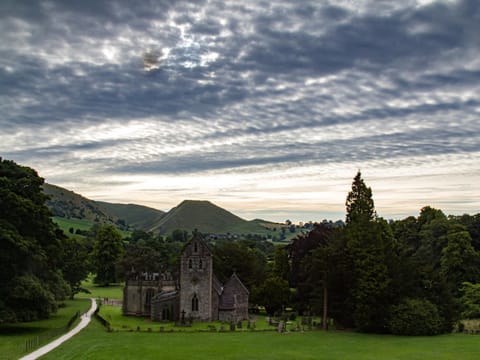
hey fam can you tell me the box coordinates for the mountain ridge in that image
[43,184,282,236]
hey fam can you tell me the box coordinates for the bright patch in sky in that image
[0,0,479,222]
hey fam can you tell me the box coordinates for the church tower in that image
[179,233,213,321]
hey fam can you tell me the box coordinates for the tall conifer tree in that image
[345,171,393,332]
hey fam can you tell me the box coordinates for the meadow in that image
[40,319,480,360]
[0,298,91,360]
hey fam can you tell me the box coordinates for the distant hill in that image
[96,201,165,230]
[43,184,291,239]
[43,183,164,231]
[43,183,120,226]
[147,200,275,236]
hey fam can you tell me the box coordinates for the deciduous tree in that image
[92,225,124,286]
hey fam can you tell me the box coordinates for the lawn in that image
[97,304,293,332]
[40,318,480,360]
[0,298,91,360]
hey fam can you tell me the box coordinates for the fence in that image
[24,311,80,353]
[94,300,112,331]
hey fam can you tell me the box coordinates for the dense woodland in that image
[1,158,480,336]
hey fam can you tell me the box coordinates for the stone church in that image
[123,234,249,322]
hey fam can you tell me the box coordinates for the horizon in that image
[1,0,479,223]
[45,180,475,225]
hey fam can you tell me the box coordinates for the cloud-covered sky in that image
[1,0,479,222]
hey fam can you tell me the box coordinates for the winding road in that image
[19,298,97,360]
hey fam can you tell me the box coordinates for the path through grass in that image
[0,298,91,360]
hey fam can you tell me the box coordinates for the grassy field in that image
[53,216,95,234]
[0,298,91,360]
[81,275,124,300]
[40,318,480,360]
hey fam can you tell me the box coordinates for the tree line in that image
[286,172,480,335]
[1,158,479,336]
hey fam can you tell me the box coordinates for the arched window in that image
[188,259,192,269]
[194,242,198,253]
[192,294,199,312]
[199,259,203,269]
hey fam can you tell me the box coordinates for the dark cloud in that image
[0,1,479,218]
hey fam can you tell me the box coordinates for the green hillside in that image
[43,183,120,226]
[43,184,292,239]
[148,200,275,236]
[95,201,165,230]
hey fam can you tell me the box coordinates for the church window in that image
[189,259,192,269]
[199,259,203,269]
[194,242,198,253]
[192,294,199,311]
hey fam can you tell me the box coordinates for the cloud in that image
[0,0,479,221]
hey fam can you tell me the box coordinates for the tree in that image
[92,225,124,286]
[62,236,91,299]
[255,276,291,316]
[460,282,480,319]
[303,226,345,330]
[388,298,442,336]
[212,241,266,292]
[345,171,394,332]
[440,227,480,296]
[345,171,376,225]
[0,158,68,322]
[272,246,290,281]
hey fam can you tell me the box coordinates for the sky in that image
[1,0,479,223]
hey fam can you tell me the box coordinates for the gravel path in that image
[19,298,97,360]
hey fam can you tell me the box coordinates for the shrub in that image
[388,298,443,336]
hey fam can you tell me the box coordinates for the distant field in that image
[41,319,480,360]
[0,298,91,360]
[81,275,124,300]
[52,217,131,238]
[53,216,94,234]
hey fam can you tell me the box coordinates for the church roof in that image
[212,274,224,296]
[225,272,250,295]
[151,290,178,303]
[181,231,212,255]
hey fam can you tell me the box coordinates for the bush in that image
[389,298,443,336]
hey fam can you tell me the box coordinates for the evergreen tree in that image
[345,171,394,332]
[345,171,376,225]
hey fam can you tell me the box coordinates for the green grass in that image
[0,298,91,360]
[98,305,287,332]
[80,275,124,300]
[53,216,95,234]
[41,319,480,360]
